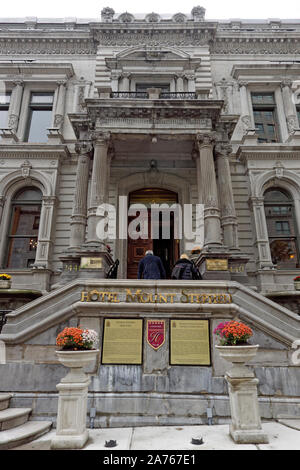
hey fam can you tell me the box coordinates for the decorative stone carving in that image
[191,6,206,21]
[118,12,135,23]
[21,160,32,178]
[172,13,187,23]
[101,7,115,22]
[145,13,161,23]
[75,141,93,156]
[0,38,96,55]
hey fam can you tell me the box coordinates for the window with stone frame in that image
[297,106,300,127]
[264,188,299,269]
[25,92,54,143]
[6,187,42,269]
[0,92,11,137]
[251,93,280,143]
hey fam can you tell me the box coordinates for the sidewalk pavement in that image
[13,420,300,451]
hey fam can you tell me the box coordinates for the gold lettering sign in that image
[80,289,232,304]
[206,259,228,271]
[102,319,143,365]
[80,257,102,269]
[170,320,210,366]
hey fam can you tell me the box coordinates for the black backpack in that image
[171,264,185,280]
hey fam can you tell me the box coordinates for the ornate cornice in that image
[0,37,96,55]
[212,36,300,55]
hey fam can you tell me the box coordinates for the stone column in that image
[249,197,273,269]
[69,142,92,249]
[34,196,57,269]
[53,81,67,131]
[120,72,130,92]
[196,134,222,248]
[281,80,299,135]
[185,73,195,93]
[176,73,185,92]
[0,196,5,227]
[86,132,110,245]
[8,80,24,132]
[215,143,239,250]
[238,81,252,132]
[111,71,122,92]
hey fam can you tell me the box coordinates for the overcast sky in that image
[0,0,299,20]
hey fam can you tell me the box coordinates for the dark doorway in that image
[127,188,179,279]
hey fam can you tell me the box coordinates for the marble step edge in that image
[0,420,52,450]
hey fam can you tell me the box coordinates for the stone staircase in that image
[0,393,52,450]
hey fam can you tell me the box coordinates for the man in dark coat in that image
[171,254,202,280]
[138,250,166,280]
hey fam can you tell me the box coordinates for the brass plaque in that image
[80,257,102,269]
[170,320,210,366]
[206,259,228,271]
[102,319,143,364]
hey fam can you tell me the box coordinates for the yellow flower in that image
[0,273,11,280]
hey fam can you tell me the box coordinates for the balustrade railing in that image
[159,92,197,100]
[110,92,198,100]
[0,310,10,333]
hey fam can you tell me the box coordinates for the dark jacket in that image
[138,254,166,280]
[171,259,201,280]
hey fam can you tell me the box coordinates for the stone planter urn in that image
[216,344,269,444]
[0,280,11,289]
[50,349,99,450]
[294,280,300,291]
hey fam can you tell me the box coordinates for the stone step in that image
[0,408,32,431]
[0,394,13,411]
[0,421,52,450]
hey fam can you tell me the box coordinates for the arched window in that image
[264,188,299,269]
[6,187,42,268]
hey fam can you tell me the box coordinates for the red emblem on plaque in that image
[147,320,165,350]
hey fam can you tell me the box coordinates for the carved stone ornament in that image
[21,160,32,178]
[196,133,215,147]
[191,6,206,21]
[172,13,187,23]
[75,141,93,155]
[287,115,298,134]
[145,13,161,23]
[101,7,115,22]
[215,143,233,158]
[118,12,135,23]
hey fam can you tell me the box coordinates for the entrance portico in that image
[66,90,241,282]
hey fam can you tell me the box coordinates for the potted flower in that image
[0,274,11,289]
[52,327,100,450]
[55,327,99,371]
[294,276,300,291]
[214,320,258,377]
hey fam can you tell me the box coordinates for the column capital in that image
[90,131,111,145]
[281,79,293,90]
[238,80,248,89]
[196,133,216,148]
[75,141,93,156]
[56,79,67,87]
[12,79,24,88]
[215,143,233,158]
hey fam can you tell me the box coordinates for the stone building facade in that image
[0,8,299,427]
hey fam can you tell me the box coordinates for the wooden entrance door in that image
[127,188,179,279]
[127,212,152,279]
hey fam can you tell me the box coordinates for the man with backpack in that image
[171,254,202,280]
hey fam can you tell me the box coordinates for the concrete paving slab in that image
[12,422,300,451]
[257,423,300,451]
[129,425,255,450]
[278,419,300,431]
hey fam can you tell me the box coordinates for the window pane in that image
[0,93,11,105]
[7,237,37,269]
[264,189,291,202]
[31,93,54,104]
[136,83,170,92]
[10,205,41,236]
[252,93,275,104]
[27,109,52,142]
[0,109,8,128]
[14,188,42,201]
